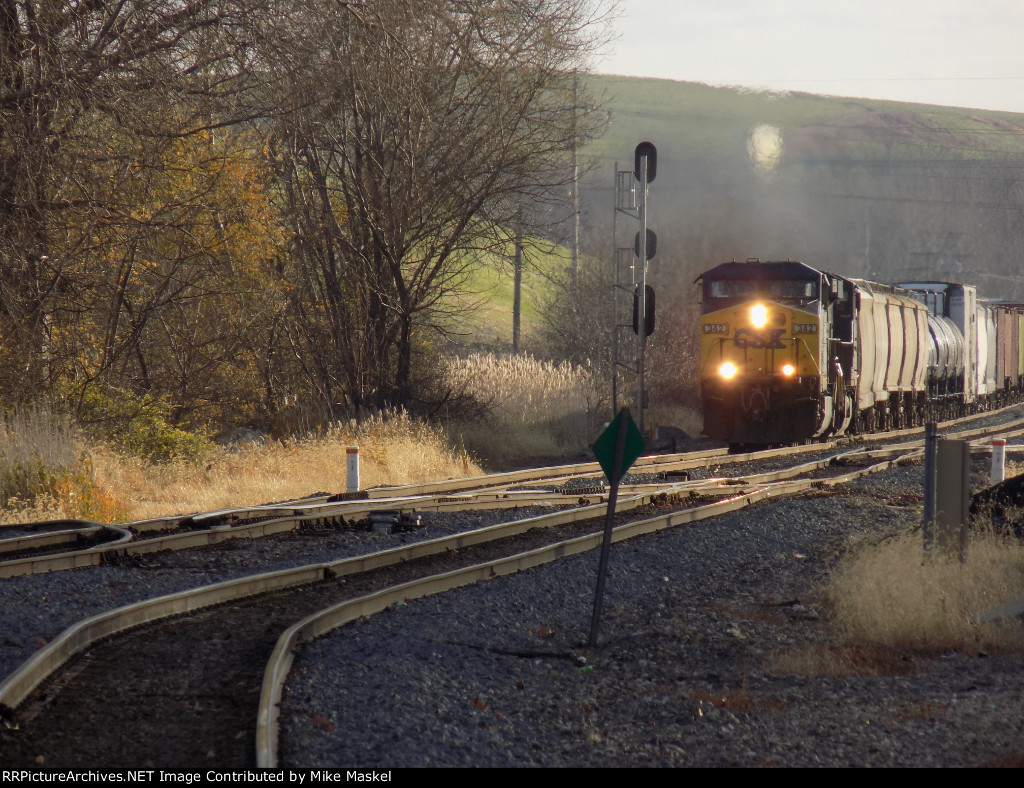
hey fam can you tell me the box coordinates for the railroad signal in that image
[634,141,657,183]
[634,228,657,260]
[633,284,656,336]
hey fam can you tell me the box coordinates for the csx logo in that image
[733,328,786,349]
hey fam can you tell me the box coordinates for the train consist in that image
[698,259,1024,445]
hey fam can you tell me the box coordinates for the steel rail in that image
[9,411,1024,578]
[0,525,107,556]
[0,487,670,711]
[0,491,595,578]
[5,408,1022,727]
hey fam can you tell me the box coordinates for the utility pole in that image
[571,70,580,290]
[512,220,523,354]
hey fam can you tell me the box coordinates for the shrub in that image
[74,384,212,463]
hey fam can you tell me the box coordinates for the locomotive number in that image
[703,323,729,334]
[793,323,817,333]
[733,328,786,349]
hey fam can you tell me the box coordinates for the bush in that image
[74,384,212,463]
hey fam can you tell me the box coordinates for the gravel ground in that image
[4,419,1024,767]
[0,507,561,683]
[278,459,1024,768]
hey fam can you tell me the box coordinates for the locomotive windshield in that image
[705,278,818,301]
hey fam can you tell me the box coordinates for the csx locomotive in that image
[698,259,1024,445]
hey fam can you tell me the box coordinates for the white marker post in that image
[346,446,360,493]
[992,438,1006,485]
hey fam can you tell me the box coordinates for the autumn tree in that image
[260,0,612,411]
[0,0,271,406]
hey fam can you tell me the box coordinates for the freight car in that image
[697,259,1024,445]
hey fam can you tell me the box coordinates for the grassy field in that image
[586,73,1024,168]
[448,74,1024,352]
[448,240,573,351]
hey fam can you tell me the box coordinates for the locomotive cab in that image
[698,260,836,444]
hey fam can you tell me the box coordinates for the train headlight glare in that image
[750,304,768,328]
[719,362,738,380]
[782,364,796,377]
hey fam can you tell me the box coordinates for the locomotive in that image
[697,259,1024,445]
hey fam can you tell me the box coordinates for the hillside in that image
[447,76,1024,355]
[578,75,1024,305]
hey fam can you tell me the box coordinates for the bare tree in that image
[263,0,613,410]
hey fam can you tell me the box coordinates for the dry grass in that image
[777,527,1024,676]
[2,410,480,524]
[0,409,128,524]
[91,412,481,522]
[444,352,607,466]
[827,529,1024,653]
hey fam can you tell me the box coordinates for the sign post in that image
[923,422,937,559]
[589,407,645,647]
[936,438,970,562]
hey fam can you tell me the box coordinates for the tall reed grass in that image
[443,352,607,466]
[0,408,127,524]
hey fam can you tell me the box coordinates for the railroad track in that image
[2,406,1023,767]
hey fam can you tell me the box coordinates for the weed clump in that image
[0,408,128,523]
[825,529,1024,658]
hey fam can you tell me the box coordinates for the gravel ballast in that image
[278,460,1024,768]
[0,507,562,683]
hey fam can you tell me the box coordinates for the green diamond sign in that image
[592,409,645,483]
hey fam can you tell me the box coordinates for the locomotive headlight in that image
[781,363,796,377]
[750,304,768,328]
[719,362,738,380]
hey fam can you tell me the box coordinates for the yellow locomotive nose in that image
[750,303,768,328]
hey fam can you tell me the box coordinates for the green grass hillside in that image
[586,74,1024,168]
[439,240,573,352]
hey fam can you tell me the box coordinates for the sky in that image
[593,0,1024,114]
